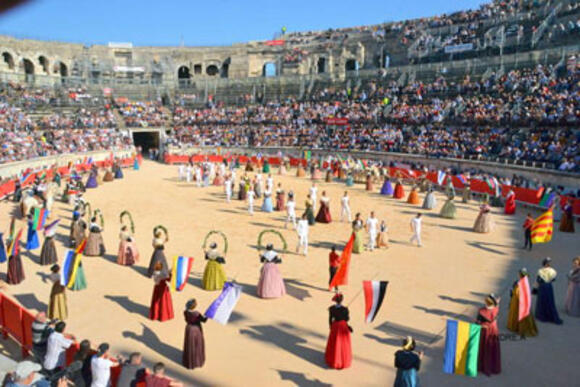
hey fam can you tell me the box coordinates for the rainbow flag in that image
[62,239,87,288]
[457,174,468,185]
[539,191,556,208]
[32,208,48,230]
[443,319,481,377]
[7,229,23,257]
[171,256,194,292]
[531,209,553,244]
[0,232,6,263]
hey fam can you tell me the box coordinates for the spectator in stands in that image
[90,343,122,387]
[117,352,146,387]
[3,360,55,387]
[31,312,54,363]
[69,339,93,387]
[145,363,182,387]
[43,321,75,373]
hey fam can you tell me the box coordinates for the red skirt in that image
[149,281,174,322]
[325,321,352,369]
[504,197,516,215]
[315,205,332,223]
[275,194,285,211]
[393,184,405,199]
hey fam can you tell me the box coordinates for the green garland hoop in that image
[120,210,135,233]
[154,225,169,242]
[83,202,92,220]
[202,230,228,254]
[257,229,287,251]
[93,209,104,229]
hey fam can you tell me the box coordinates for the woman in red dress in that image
[504,189,516,215]
[476,294,501,376]
[315,191,332,223]
[393,179,405,199]
[275,183,285,211]
[149,262,174,322]
[325,293,352,369]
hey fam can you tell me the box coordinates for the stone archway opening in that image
[345,59,358,72]
[177,65,191,87]
[38,56,49,74]
[263,62,277,77]
[2,52,14,70]
[206,65,219,76]
[317,57,326,73]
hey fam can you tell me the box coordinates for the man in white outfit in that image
[410,213,423,247]
[309,183,318,212]
[185,164,193,183]
[296,214,309,255]
[178,164,185,181]
[195,165,202,187]
[366,211,379,251]
[340,191,352,222]
[247,188,255,215]
[224,176,232,203]
[266,174,274,191]
[285,194,297,229]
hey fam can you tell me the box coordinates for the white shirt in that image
[266,177,274,189]
[341,196,350,207]
[247,191,255,203]
[225,180,232,192]
[286,200,296,215]
[297,219,309,236]
[44,332,73,370]
[309,186,318,198]
[366,217,379,233]
[91,356,115,387]
[411,217,422,233]
[262,250,278,262]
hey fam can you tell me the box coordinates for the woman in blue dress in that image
[26,214,40,250]
[394,336,422,387]
[380,177,394,196]
[262,187,274,213]
[535,257,563,324]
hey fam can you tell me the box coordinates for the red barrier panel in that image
[0,295,26,357]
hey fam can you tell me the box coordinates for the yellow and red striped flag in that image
[531,209,553,244]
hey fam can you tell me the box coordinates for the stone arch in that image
[2,51,15,70]
[317,57,327,73]
[38,55,50,74]
[345,59,358,72]
[262,62,277,77]
[22,58,34,74]
[206,64,219,76]
[177,65,190,80]
[59,62,68,77]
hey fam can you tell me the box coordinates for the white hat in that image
[14,361,41,381]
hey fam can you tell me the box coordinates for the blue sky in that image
[0,0,487,46]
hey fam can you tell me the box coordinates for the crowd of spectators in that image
[117,100,168,128]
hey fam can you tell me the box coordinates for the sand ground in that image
[1,160,579,387]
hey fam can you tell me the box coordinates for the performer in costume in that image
[117,225,140,266]
[103,168,114,182]
[325,169,333,183]
[406,187,420,205]
[439,194,457,219]
[380,177,394,196]
[328,246,340,289]
[340,191,352,222]
[149,262,174,322]
[504,189,516,215]
[262,159,270,173]
[352,213,364,254]
[84,217,105,256]
[202,243,227,291]
[85,169,98,189]
[26,214,40,250]
[507,268,538,337]
[394,337,422,387]
[40,223,58,265]
[522,213,534,250]
[422,186,437,210]
[535,257,563,324]
[462,185,472,203]
[257,244,286,299]
[476,294,501,376]
[48,264,67,321]
[365,173,373,191]
[445,179,456,198]
[183,299,207,369]
[345,172,354,187]
[70,212,87,249]
[224,175,232,203]
[309,183,318,212]
[315,191,332,223]
[238,177,247,200]
[325,293,352,369]
[296,164,306,177]
[377,220,389,249]
[559,199,575,233]
[473,200,495,233]
[565,257,580,317]
[393,179,405,199]
[247,187,255,215]
[366,211,379,251]
[148,230,169,277]
[7,236,25,285]
[261,187,274,213]
[303,195,316,226]
[114,163,124,179]
[284,193,297,229]
[254,176,262,199]
[275,183,285,211]
[296,214,309,256]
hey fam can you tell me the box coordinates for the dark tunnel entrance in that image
[132,131,160,154]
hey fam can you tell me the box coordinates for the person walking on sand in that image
[340,191,352,222]
[410,213,422,247]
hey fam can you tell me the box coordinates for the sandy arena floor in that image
[1,160,579,386]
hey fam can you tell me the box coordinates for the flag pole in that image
[346,271,380,307]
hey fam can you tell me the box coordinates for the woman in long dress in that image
[114,163,124,179]
[48,264,67,321]
[148,231,169,277]
[565,257,580,317]
[473,202,495,233]
[70,213,87,249]
[365,174,373,191]
[103,168,114,182]
[202,243,227,291]
[303,195,316,225]
[345,172,354,187]
[352,214,364,254]
[504,189,516,215]
[183,299,207,369]
[380,177,393,196]
[462,186,472,203]
[559,199,575,233]
[7,238,25,285]
[476,294,501,376]
[439,194,457,219]
[238,179,247,201]
[376,220,389,249]
[85,169,98,189]
[149,262,174,322]
[117,226,140,266]
[275,184,285,211]
[507,269,538,336]
[393,180,405,199]
[84,217,105,256]
[261,187,274,213]
[40,223,58,265]
[315,192,332,223]
[394,337,422,387]
[535,258,563,324]
[422,186,437,210]
[325,293,352,369]
[257,244,286,299]
[26,214,40,251]
[69,252,88,292]
[254,178,262,199]
[406,187,420,205]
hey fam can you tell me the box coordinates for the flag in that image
[437,171,446,185]
[518,276,532,321]
[303,150,311,161]
[539,191,556,208]
[205,282,242,325]
[329,234,355,289]
[171,256,194,292]
[0,232,6,263]
[485,176,499,192]
[62,239,87,288]
[43,219,60,234]
[32,208,48,230]
[531,209,553,244]
[443,319,481,377]
[535,186,545,200]
[7,229,23,257]
[363,280,388,323]
[457,174,468,185]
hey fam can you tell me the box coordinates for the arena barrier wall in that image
[164,153,580,216]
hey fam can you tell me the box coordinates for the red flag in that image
[329,234,355,289]
[518,276,531,321]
